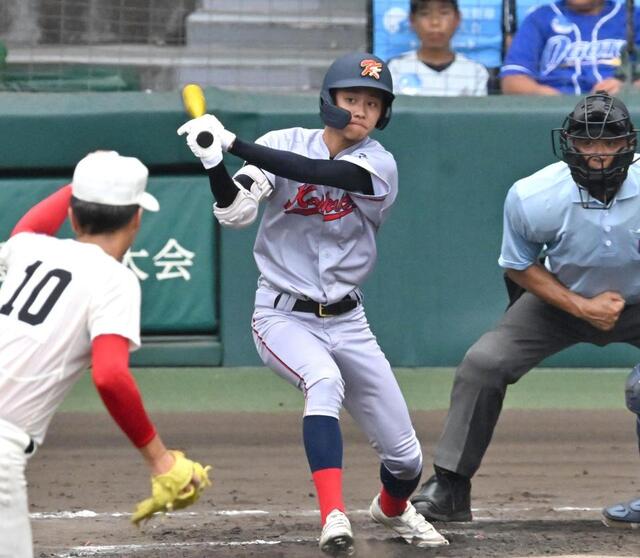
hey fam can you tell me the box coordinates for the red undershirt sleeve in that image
[91,334,156,448]
[11,184,73,237]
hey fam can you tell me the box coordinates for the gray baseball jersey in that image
[253,127,398,304]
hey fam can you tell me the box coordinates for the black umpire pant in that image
[434,292,640,478]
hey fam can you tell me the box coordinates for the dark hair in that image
[70,196,139,235]
[411,0,459,13]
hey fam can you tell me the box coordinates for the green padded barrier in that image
[0,174,217,334]
[3,91,640,367]
[0,88,318,170]
[129,335,222,367]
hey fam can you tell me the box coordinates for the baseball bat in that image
[181,83,214,148]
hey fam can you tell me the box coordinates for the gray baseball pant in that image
[434,292,640,478]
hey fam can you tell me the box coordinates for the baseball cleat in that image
[319,509,355,556]
[369,495,449,547]
[411,472,472,522]
[602,498,640,529]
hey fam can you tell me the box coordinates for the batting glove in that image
[177,113,236,151]
[179,123,224,169]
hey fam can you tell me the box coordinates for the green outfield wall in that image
[2,91,640,368]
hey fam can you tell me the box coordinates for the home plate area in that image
[29,410,640,557]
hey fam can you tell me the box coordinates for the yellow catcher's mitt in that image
[131,450,212,525]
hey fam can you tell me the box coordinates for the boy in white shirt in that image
[388,0,489,96]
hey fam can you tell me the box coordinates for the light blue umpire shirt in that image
[499,159,640,304]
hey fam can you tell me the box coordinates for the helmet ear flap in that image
[319,90,352,130]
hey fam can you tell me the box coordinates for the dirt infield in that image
[30,409,640,557]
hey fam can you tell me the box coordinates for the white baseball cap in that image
[72,151,160,212]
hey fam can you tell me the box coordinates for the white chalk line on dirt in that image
[31,509,271,520]
[31,505,603,521]
[44,536,623,558]
[50,545,625,558]
[52,538,317,558]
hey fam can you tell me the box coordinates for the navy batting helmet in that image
[552,91,638,208]
[320,52,395,130]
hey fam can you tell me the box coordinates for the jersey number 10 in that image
[0,261,72,326]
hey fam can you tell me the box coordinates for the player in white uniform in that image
[178,52,448,555]
[0,151,208,558]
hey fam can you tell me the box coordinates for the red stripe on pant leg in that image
[252,318,308,394]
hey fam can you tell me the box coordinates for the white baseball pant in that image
[252,287,422,479]
[0,418,34,558]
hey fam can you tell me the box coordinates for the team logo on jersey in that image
[361,59,382,80]
[283,184,355,221]
[541,37,626,73]
[550,15,573,35]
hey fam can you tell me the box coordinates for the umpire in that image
[411,91,640,528]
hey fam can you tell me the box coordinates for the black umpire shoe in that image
[411,471,472,522]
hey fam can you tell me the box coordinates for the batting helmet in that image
[552,91,638,208]
[320,52,395,130]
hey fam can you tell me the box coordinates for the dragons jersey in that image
[253,127,398,305]
[500,0,640,94]
[0,233,141,444]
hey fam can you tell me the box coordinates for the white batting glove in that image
[177,114,236,152]
[178,124,223,169]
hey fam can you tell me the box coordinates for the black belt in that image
[293,299,357,317]
[275,294,359,317]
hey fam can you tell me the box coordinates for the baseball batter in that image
[0,151,209,558]
[178,52,447,555]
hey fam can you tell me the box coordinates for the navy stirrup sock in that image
[380,463,421,499]
[303,415,342,471]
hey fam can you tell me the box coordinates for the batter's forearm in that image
[229,139,373,195]
[206,162,240,208]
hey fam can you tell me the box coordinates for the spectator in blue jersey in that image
[500,0,640,95]
[388,0,489,96]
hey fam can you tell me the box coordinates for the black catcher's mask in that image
[552,91,638,209]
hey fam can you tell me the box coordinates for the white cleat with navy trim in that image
[319,509,355,556]
[369,495,449,547]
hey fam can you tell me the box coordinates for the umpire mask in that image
[552,91,638,209]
